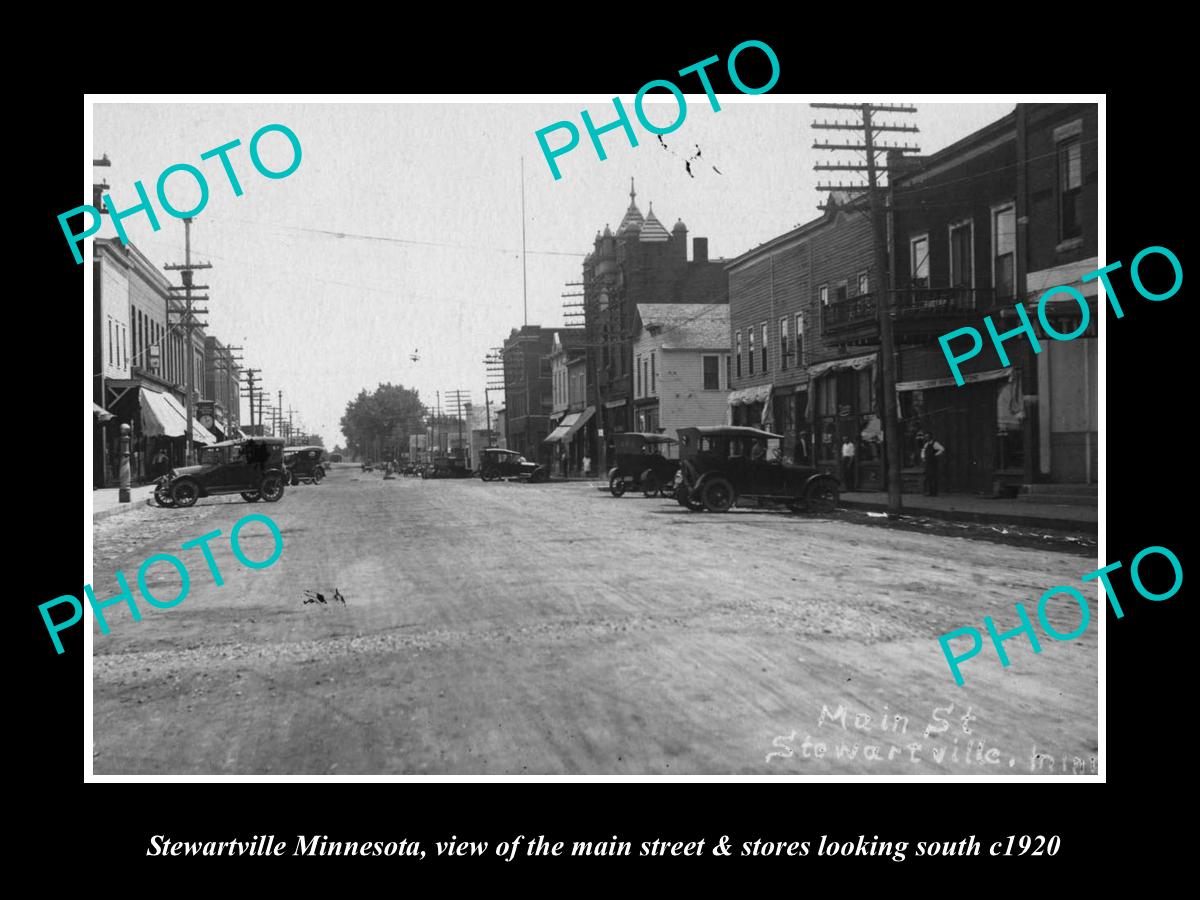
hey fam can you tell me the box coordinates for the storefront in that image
[895,367,1017,494]
[808,353,882,490]
[105,384,218,485]
[544,406,596,475]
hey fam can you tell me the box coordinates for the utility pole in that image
[485,348,505,448]
[813,103,920,514]
[445,389,470,459]
[164,217,211,465]
[241,368,261,433]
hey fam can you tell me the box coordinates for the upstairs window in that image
[760,323,768,373]
[949,221,974,288]
[910,235,930,288]
[992,204,1016,301]
[748,328,755,375]
[779,316,789,371]
[795,313,805,367]
[703,355,720,390]
[735,331,742,378]
[1059,137,1083,241]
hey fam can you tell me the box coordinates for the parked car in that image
[154,437,287,508]
[427,456,474,479]
[674,426,839,514]
[284,445,326,485]
[607,432,679,498]
[478,448,548,483]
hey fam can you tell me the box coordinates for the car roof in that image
[204,437,285,449]
[284,445,323,453]
[677,426,785,440]
[620,432,678,444]
[484,447,520,454]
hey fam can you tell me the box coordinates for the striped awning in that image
[139,388,218,444]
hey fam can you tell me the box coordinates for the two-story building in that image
[1019,103,1099,490]
[726,193,882,484]
[631,304,730,440]
[545,328,593,474]
[94,238,217,487]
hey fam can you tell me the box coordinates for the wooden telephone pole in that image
[812,103,920,514]
[164,217,212,465]
[241,368,261,433]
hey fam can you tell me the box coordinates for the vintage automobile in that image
[674,426,840,514]
[478,447,548,483]
[607,432,680,498]
[154,437,287,508]
[284,445,326,485]
[426,455,474,479]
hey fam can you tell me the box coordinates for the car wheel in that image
[641,472,661,498]
[805,479,839,515]
[609,473,627,497]
[170,479,199,508]
[241,491,261,502]
[260,473,286,502]
[702,477,735,513]
[313,467,324,485]
[154,483,176,508]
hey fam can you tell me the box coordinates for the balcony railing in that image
[821,286,995,333]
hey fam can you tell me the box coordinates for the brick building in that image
[581,179,728,469]
[501,325,557,463]
[204,336,242,437]
[725,102,1098,495]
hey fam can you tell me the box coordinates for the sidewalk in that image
[92,484,158,521]
[839,490,1097,534]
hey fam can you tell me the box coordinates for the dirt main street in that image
[91,466,1098,775]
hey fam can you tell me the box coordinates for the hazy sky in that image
[93,99,1012,446]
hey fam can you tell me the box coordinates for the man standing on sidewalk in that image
[840,437,857,491]
[922,432,946,496]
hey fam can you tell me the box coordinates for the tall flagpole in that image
[521,157,528,327]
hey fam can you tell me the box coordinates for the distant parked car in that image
[427,456,474,479]
[284,446,325,485]
[607,432,679,498]
[155,437,287,508]
[674,426,839,514]
[478,448,548,483]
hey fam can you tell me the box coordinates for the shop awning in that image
[895,366,1013,393]
[544,406,595,443]
[726,384,772,407]
[806,352,877,380]
[92,402,114,423]
[1026,258,1099,300]
[139,388,218,444]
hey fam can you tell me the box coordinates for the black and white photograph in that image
[83,94,1102,777]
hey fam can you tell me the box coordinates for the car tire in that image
[805,479,839,515]
[313,467,324,485]
[241,491,261,502]
[702,477,735,513]
[260,473,286,502]
[641,472,661,498]
[154,483,176,508]
[170,479,199,508]
[609,473,627,497]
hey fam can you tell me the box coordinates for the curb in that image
[92,493,158,522]
[838,498,1097,534]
